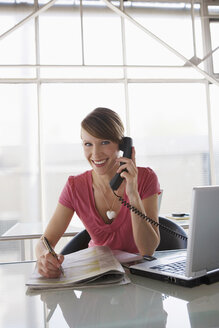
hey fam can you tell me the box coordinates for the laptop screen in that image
[186,186,219,276]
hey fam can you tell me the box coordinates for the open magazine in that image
[26,246,131,290]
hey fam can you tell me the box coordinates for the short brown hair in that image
[81,107,124,144]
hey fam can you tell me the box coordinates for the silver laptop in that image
[130,186,219,287]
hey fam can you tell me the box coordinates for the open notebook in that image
[130,185,219,287]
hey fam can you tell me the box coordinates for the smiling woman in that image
[35,107,161,278]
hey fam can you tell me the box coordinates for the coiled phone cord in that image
[113,190,188,241]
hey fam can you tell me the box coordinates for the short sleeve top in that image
[59,167,160,253]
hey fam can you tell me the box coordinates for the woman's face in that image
[81,128,119,176]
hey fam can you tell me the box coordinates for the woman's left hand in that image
[116,147,138,199]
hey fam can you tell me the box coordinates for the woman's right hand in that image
[37,251,64,278]
[35,203,73,278]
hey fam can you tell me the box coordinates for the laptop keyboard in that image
[151,259,186,275]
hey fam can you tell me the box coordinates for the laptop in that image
[130,185,219,287]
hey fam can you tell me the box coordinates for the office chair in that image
[61,216,187,255]
[156,216,187,251]
[61,229,91,255]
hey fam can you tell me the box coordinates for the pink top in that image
[59,167,160,253]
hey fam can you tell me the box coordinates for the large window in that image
[0,0,219,261]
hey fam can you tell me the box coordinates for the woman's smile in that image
[92,159,108,167]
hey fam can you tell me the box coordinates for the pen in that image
[42,236,65,276]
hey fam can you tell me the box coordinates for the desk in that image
[1,251,219,328]
[1,222,82,241]
[0,222,82,261]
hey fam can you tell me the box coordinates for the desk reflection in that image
[188,293,219,328]
[131,274,219,328]
[37,283,167,328]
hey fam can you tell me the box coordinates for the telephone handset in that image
[109,137,187,241]
[110,137,133,191]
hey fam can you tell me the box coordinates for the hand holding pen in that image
[40,236,65,277]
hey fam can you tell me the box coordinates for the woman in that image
[36,107,161,278]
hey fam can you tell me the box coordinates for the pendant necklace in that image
[98,184,116,221]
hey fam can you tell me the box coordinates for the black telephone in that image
[110,137,133,191]
[109,137,187,241]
